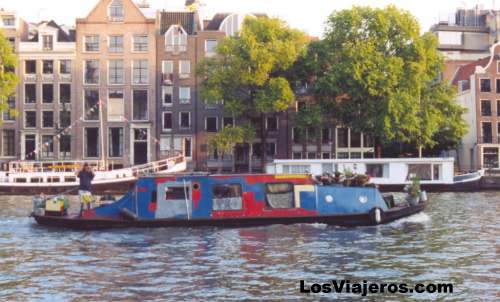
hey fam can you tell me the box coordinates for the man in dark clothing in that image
[77,163,95,212]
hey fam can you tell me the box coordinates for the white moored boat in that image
[0,155,186,195]
[266,157,483,192]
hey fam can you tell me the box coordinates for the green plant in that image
[343,167,354,178]
[408,177,421,197]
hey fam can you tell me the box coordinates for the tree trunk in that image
[248,143,253,173]
[231,149,236,173]
[418,146,423,158]
[260,114,267,172]
[218,151,223,174]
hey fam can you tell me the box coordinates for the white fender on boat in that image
[374,208,381,224]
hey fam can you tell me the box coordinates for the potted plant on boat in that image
[343,168,354,186]
[405,176,421,206]
[354,174,370,186]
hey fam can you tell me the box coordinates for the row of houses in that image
[432,5,500,171]
[0,0,375,172]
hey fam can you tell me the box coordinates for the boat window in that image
[165,186,187,200]
[212,184,243,211]
[47,176,60,183]
[282,165,310,174]
[366,164,387,178]
[433,164,440,180]
[15,178,27,183]
[151,190,157,204]
[407,164,432,181]
[64,176,76,182]
[31,177,43,183]
[266,183,294,209]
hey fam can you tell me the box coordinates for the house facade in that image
[453,43,500,170]
[75,0,157,168]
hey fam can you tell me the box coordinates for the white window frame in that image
[131,89,149,122]
[179,112,191,129]
[84,35,100,53]
[205,116,218,132]
[108,35,124,53]
[162,86,173,106]
[108,59,124,85]
[24,111,37,129]
[162,112,173,131]
[108,0,124,22]
[265,116,279,131]
[41,110,54,129]
[108,127,124,159]
[83,127,100,159]
[132,34,148,52]
[83,60,100,85]
[165,25,188,52]
[222,116,234,128]
[59,60,72,75]
[83,89,100,121]
[132,60,148,85]
[179,86,191,104]
[179,60,191,79]
[24,83,37,104]
[107,89,125,122]
[205,39,218,57]
[59,83,71,104]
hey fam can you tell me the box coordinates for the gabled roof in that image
[160,11,198,35]
[24,20,75,42]
[451,57,491,85]
[204,13,268,31]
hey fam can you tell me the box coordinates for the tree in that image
[240,123,256,173]
[295,103,323,157]
[312,5,467,156]
[0,31,17,121]
[198,16,307,170]
[207,126,244,173]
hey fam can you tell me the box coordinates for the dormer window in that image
[42,35,53,50]
[109,0,124,22]
[2,17,15,27]
[165,25,187,53]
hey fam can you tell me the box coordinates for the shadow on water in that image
[0,193,499,301]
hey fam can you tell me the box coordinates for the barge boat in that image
[31,174,427,229]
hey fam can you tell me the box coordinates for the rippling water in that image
[0,193,499,301]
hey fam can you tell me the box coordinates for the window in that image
[25,60,36,74]
[85,35,100,52]
[162,60,174,84]
[162,86,173,105]
[267,142,276,157]
[132,90,148,121]
[292,127,301,143]
[498,62,500,74]
[84,60,99,84]
[482,122,492,143]
[42,84,53,103]
[2,17,15,26]
[165,186,188,200]
[223,117,234,128]
[42,35,53,50]
[59,60,71,74]
[108,127,123,158]
[60,110,71,128]
[108,90,124,121]
[165,25,187,52]
[84,128,99,158]
[212,184,243,211]
[292,152,302,159]
[25,84,36,103]
[108,60,124,84]
[407,164,432,181]
[437,31,462,45]
[42,111,54,128]
[266,116,278,131]
[2,96,15,121]
[60,84,71,103]
[179,86,191,104]
[133,60,148,84]
[206,117,218,132]
[25,111,36,128]
[497,79,500,93]
[133,35,148,52]
[180,112,191,128]
[2,130,15,157]
[59,135,71,159]
[266,183,294,209]
[179,60,190,78]
[364,134,374,147]
[338,128,349,148]
[205,39,218,56]
[498,100,500,116]
[307,127,316,142]
[42,60,53,74]
[322,152,331,159]
[163,112,172,130]
[41,136,54,158]
[109,0,124,21]
[109,35,123,53]
[351,131,361,148]
[84,90,99,120]
[481,100,492,116]
[322,128,330,144]
[308,152,316,159]
[480,79,491,92]
[366,164,387,178]
[184,137,192,158]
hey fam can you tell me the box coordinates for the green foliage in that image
[207,126,244,157]
[295,103,323,139]
[0,30,18,119]
[311,5,467,151]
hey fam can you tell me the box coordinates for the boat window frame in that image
[211,183,243,211]
[265,182,295,209]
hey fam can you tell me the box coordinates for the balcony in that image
[42,74,55,82]
[59,74,72,82]
[24,74,37,82]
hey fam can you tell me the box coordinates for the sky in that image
[0,0,497,36]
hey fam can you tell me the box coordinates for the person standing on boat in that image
[76,163,95,212]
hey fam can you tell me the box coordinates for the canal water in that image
[0,193,498,301]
